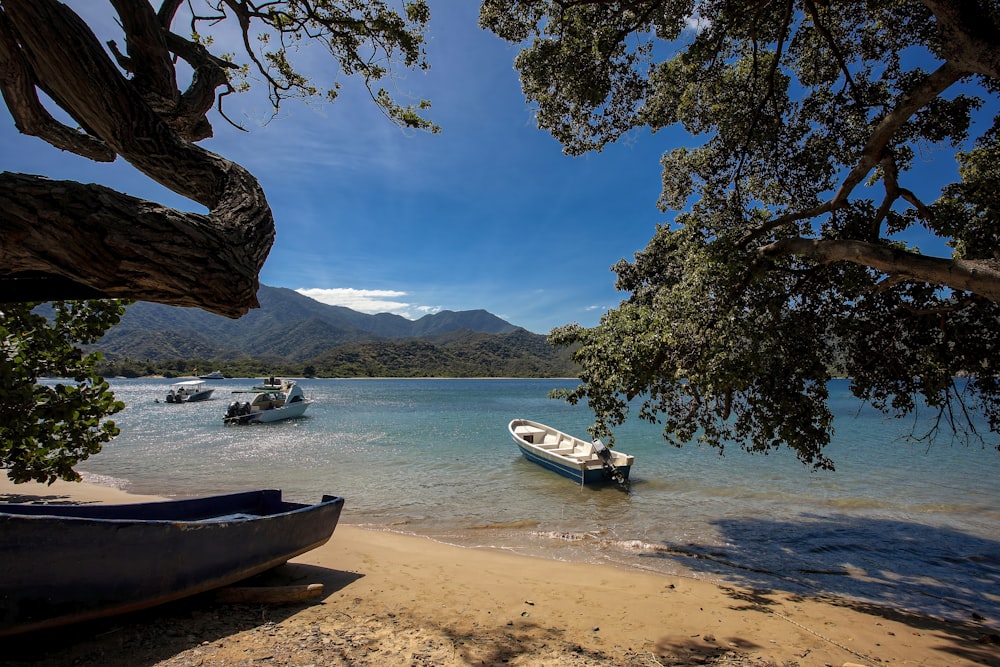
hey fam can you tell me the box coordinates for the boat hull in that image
[250,401,311,423]
[514,442,631,485]
[0,489,344,636]
[165,380,214,403]
[508,419,633,486]
[225,381,313,425]
[175,389,213,402]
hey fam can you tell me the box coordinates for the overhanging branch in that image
[0,173,266,317]
[758,237,1000,302]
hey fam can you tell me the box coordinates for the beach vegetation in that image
[0,301,126,484]
[482,1,1000,468]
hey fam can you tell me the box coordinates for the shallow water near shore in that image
[73,377,999,626]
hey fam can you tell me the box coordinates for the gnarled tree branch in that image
[0,173,265,317]
[0,0,273,317]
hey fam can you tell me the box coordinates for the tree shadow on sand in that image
[3,563,363,667]
[639,513,1000,664]
[0,492,100,505]
[644,514,999,622]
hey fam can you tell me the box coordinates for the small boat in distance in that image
[224,380,313,425]
[164,379,214,403]
[0,489,345,636]
[199,370,226,380]
[508,419,633,487]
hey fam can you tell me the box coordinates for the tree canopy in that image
[482,0,1000,468]
[0,0,434,317]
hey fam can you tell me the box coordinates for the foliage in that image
[190,0,438,132]
[482,0,1000,467]
[0,302,126,484]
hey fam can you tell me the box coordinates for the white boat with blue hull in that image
[508,419,633,487]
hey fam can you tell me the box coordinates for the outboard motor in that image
[592,438,628,487]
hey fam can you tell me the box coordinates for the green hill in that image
[91,285,579,378]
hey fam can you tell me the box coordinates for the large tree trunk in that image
[0,0,274,318]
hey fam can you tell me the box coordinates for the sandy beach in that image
[1,478,997,666]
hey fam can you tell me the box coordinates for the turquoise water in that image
[74,377,998,625]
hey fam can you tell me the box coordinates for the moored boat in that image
[508,418,633,486]
[199,370,226,380]
[165,379,214,403]
[224,380,313,425]
[0,489,345,636]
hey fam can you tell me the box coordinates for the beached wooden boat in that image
[508,419,633,486]
[0,489,344,636]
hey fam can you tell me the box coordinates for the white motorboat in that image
[508,418,633,486]
[224,380,313,425]
[199,370,226,380]
[165,380,214,403]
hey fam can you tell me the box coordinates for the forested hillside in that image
[90,286,578,378]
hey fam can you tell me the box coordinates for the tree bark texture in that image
[0,173,271,316]
[0,0,274,317]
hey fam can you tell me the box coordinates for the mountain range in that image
[91,285,579,377]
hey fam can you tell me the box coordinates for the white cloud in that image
[296,288,441,320]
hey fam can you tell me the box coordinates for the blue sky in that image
[1,3,989,334]
[1,1,681,334]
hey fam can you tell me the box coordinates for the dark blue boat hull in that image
[516,443,632,485]
[0,489,344,635]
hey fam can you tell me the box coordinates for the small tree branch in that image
[110,0,179,107]
[739,61,963,246]
[831,61,964,208]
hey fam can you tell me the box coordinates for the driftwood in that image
[212,583,325,604]
[0,0,274,318]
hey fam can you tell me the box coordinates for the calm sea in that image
[72,377,998,625]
